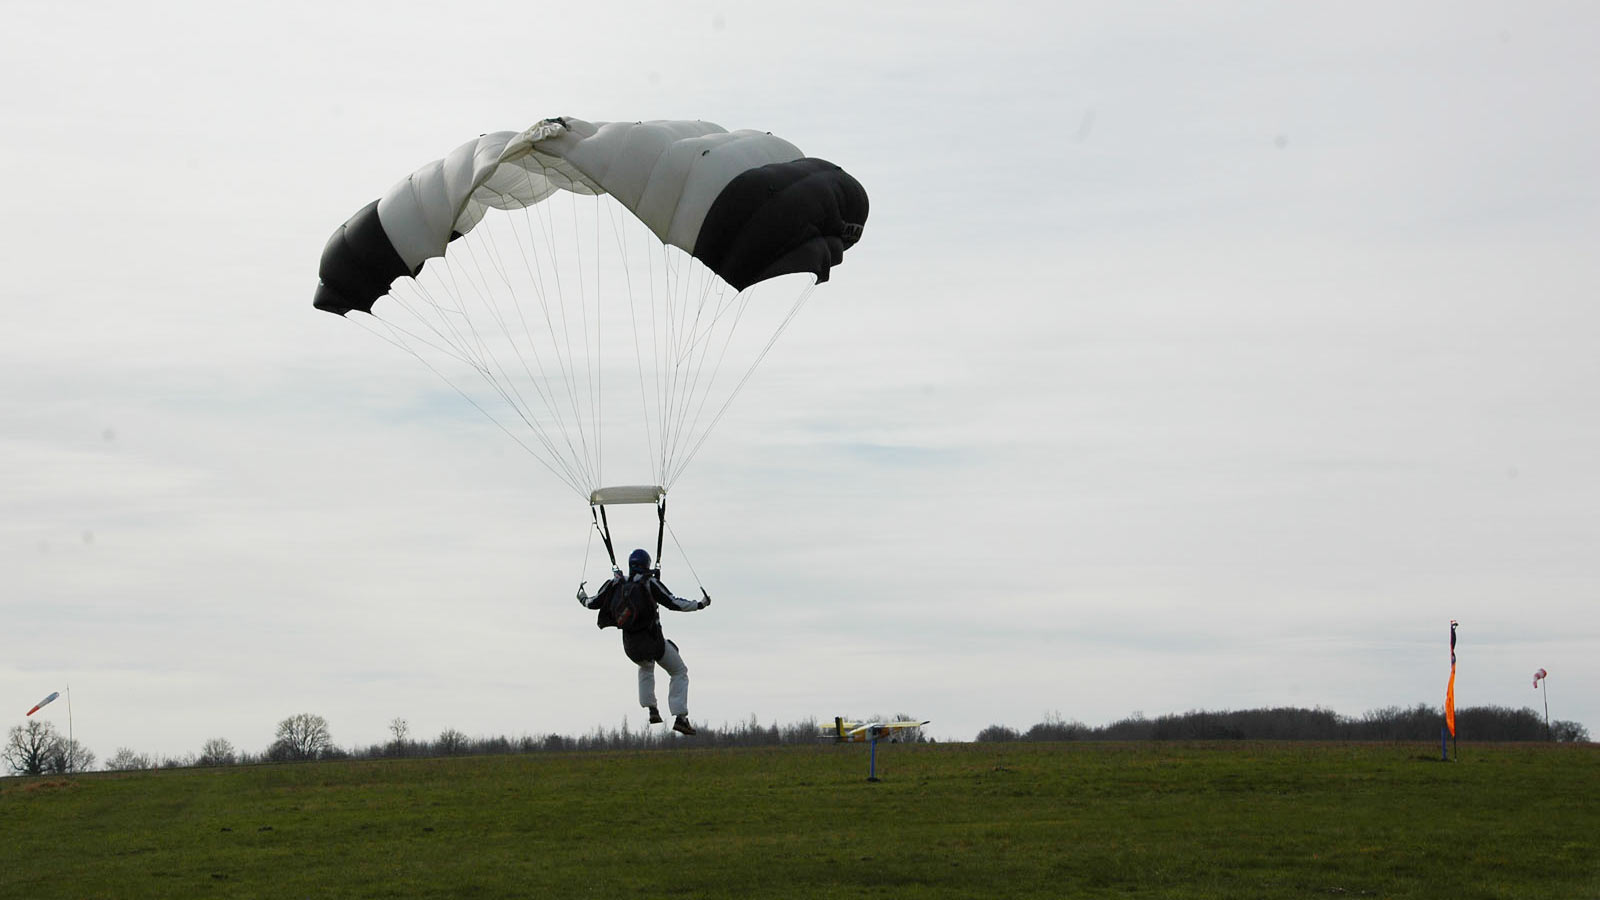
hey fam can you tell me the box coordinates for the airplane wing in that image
[863,720,929,739]
[821,717,929,743]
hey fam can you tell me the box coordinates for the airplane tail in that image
[835,716,846,741]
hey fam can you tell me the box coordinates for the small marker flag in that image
[27,691,60,716]
[1445,621,1458,738]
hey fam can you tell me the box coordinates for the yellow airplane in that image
[821,716,930,781]
[822,717,930,744]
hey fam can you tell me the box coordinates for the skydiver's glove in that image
[576,581,589,604]
[698,588,712,610]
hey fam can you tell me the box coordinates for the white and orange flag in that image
[26,691,59,716]
[1445,621,1458,737]
[1533,668,1547,689]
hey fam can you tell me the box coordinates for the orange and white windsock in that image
[26,691,59,716]
[1533,668,1548,689]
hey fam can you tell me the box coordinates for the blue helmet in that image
[628,548,652,575]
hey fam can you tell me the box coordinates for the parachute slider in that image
[589,485,666,506]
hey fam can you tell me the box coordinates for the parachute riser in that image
[588,492,669,576]
[656,496,667,574]
[592,505,619,572]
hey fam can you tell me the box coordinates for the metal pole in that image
[1542,681,1550,741]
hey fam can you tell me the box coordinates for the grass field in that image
[3,741,1597,899]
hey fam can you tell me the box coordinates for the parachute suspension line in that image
[545,188,596,488]
[559,190,601,488]
[453,222,592,485]
[661,276,749,483]
[499,196,600,492]
[391,225,577,484]
[664,282,761,482]
[436,217,596,492]
[487,185,593,493]
[668,281,819,486]
[399,260,493,375]
[353,288,482,369]
[367,188,606,499]
[656,242,682,484]
[648,239,674,485]
[346,312,590,499]
[589,191,604,489]
[485,184,601,494]
[610,196,663,487]
[664,519,704,590]
[475,223,586,489]
[579,518,595,583]
[664,251,710,471]
[662,269,721,457]
[373,279,591,493]
[467,209,564,424]
[658,256,723,486]
[532,190,599,489]
[655,253,687,485]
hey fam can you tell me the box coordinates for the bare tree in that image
[269,713,333,762]
[388,718,412,757]
[197,738,237,767]
[4,720,58,775]
[105,747,156,771]
[436,728,468,756]
[47,738,95,774]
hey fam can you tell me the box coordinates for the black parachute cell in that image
[313,200,412,316]
[692,158,869,292]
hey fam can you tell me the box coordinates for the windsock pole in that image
[1541,678,1550,741]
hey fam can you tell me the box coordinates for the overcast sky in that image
[4,1,1597,761]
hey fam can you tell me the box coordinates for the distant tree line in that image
[6,712,925,775]
[7,704,1588,777]
[974,704,1590,744]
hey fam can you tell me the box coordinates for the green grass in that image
[3,742,1597,899]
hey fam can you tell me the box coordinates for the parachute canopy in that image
[314,117,868,317]
[311,117,868,503]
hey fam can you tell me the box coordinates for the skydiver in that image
[578,548,711,736]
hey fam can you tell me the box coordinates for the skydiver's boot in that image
[673,715,697,736]
[648,706,663,724]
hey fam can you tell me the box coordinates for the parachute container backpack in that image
[313,118,868,564]
[609,578,656,633]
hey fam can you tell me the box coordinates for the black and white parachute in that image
[312,118,868,555]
